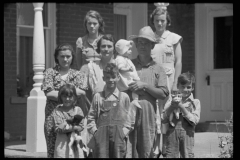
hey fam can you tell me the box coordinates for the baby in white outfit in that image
[115,39,141,108]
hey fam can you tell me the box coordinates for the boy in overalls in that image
[87,62,135,158]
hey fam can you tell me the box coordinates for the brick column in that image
[26,3,47,152]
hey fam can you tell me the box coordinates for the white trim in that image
[113,3,132,38]
[195,3,203,99]
[206,5,233,70]
[17,25,51,30]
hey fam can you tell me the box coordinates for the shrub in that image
[217,113,233,158]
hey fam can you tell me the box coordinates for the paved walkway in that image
[4,132,230,158]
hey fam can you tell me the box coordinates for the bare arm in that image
[119,66,133,72]
[46,91,59,101]
[129,81,168,100]
[172,42,182,92]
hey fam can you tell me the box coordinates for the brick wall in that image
[148,3,195,74]
[4,3,27,139]
[56,3,114,69]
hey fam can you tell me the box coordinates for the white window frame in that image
[205,3,233,71]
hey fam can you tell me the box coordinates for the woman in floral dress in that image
[41,43,88,158]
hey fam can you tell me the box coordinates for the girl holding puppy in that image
[52,84,86,158]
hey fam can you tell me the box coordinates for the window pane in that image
[17,27,33,96]
[17,3,48,27]
[114,14,126,41]
[214,16,233,69]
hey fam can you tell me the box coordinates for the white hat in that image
[115,39,133,55]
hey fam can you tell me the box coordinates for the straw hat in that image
[115,39,133,55]
[84,48,101,61]
[128,26,158,44]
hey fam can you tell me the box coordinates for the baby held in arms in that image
[115,39,141,108]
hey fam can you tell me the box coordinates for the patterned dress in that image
[41,65,88,158]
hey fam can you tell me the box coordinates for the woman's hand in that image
[93,93,103,107]
[76,88,86,97]
[58,121,67,130]
[128,81,147,92]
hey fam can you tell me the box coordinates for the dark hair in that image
[54,43,75,66]
[103,62,119,76]
[84,10,105,34]
[96,34,116,54]
[177,72,196,87]
[58,84,78,105]
[150,7,171,27]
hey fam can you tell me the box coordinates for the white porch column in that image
[26,3,47,152]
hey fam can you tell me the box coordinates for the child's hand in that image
[129,66,133,72]
[74,125,83,132]
[58,121,67,130]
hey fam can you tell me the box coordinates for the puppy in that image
[66,115,87,156]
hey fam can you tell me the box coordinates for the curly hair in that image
[84,10,105,34]
[103,62,119,76]
[96,34,116,54]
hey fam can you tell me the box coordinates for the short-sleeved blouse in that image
[151,30,182,76]
[76,34,103,68]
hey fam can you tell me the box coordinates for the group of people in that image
[41,3,201,158]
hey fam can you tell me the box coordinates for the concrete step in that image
[195,121,233,133]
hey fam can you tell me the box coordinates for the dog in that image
[169,93,182,127]
[66,114,87,157]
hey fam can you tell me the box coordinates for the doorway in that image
[195,3,233,122]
